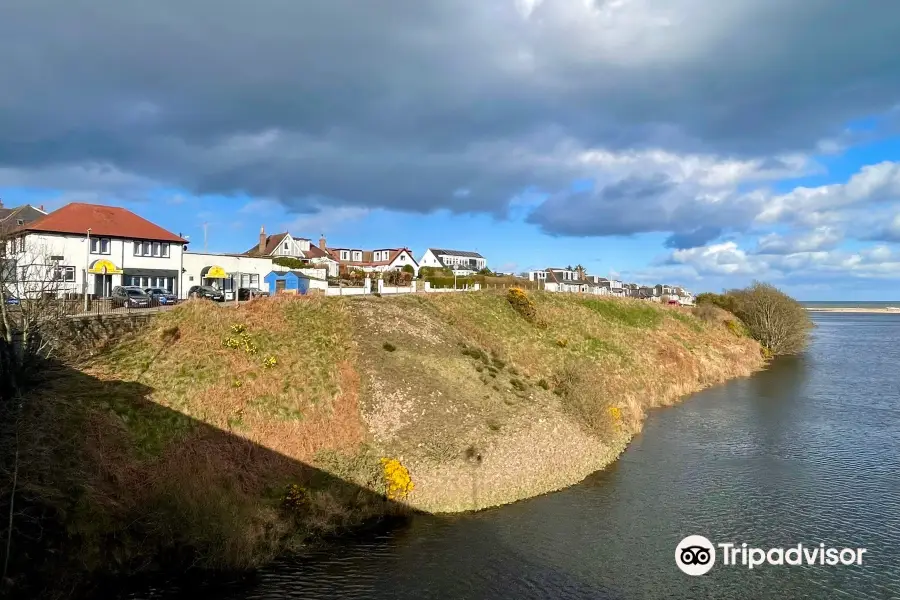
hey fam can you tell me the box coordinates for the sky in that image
[3,1,900,299]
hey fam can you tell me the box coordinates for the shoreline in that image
[805,307,900,313]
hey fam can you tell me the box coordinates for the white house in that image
[327,242,419,276]
[244,228,340,277]
[183,252,275,299]
[589,276,626,297]
[9,202,187,298]
[419,248,486,275]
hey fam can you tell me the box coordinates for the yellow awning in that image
[88,259,123,275]
[203,265,228,279]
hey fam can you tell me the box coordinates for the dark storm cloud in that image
[663,227,724,250]
[2,0,900,231]
[526,173,759,240]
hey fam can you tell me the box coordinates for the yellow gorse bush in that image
[507,287,537,323]
[380,458,414,500]
[263,356,277,369]
[282,483,310,511]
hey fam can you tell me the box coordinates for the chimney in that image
[259,226,266,254]
[319,235,327,250]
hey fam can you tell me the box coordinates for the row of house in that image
[528,267,694,305]
[0,201,491,300]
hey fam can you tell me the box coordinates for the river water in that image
[131,313,900,599]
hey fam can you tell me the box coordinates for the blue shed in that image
[264,270,311,295]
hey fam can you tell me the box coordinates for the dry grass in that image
[343,290,762,511]
[6,290,764,590]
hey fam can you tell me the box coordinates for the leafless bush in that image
[1,239,72,396]
[728,281,813,356]
[691,302,720,324]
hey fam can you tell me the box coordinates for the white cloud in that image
[757,161,900,226]
[755,226,843,254]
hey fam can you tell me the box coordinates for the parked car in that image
[238,287,269,301]
[111,286,151,308]
[145,287,178,305]
[188,285,225,302]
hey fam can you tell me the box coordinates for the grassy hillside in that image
[5,291,762,593]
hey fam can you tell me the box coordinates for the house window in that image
[352,251,362,261]
[90,238,111,255]
[340,250,350,261]
[53,265,76,282]
[16,219,24,226]
[134,241,170,257]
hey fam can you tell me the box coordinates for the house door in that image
[275,279,286,293]
[93,274,112,297]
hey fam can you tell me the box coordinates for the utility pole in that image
[84,228,92,312]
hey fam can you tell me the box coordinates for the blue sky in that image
[4,1,900,300]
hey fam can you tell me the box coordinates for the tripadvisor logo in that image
[675,536,867,576]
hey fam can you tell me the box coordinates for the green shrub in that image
[425,276,476,288]
[273,257,308,270]
[695,292,738,314]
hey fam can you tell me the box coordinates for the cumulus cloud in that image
[660,237,900,288]
[2,0,900,227]
[757,161,900,226]
[754,227,843,254]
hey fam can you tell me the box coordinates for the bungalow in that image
[182,252,283,299]
[9,202,186,298]
[654,284,677,298]
[327,241,419,276]
[589,276,626,297]
[244,228,339,277]
[419,249,486,275]
[536,268,602,294]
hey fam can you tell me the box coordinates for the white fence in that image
[323,278,482,296]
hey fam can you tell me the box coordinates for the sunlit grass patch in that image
[580,298,663,329]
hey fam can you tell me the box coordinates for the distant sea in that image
[802,301,900,308]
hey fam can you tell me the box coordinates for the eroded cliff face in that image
[7,292,761,595]
[348,291,762,512]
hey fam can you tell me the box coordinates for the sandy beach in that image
[805,307,900,313]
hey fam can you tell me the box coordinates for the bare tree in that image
[1,235,71,394]
[728,281,813,355]
[1,233,74,582]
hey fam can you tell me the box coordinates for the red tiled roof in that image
[21,202,186,243]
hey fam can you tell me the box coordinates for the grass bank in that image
[3,291,762,594]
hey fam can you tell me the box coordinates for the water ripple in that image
[128,313,900,600]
